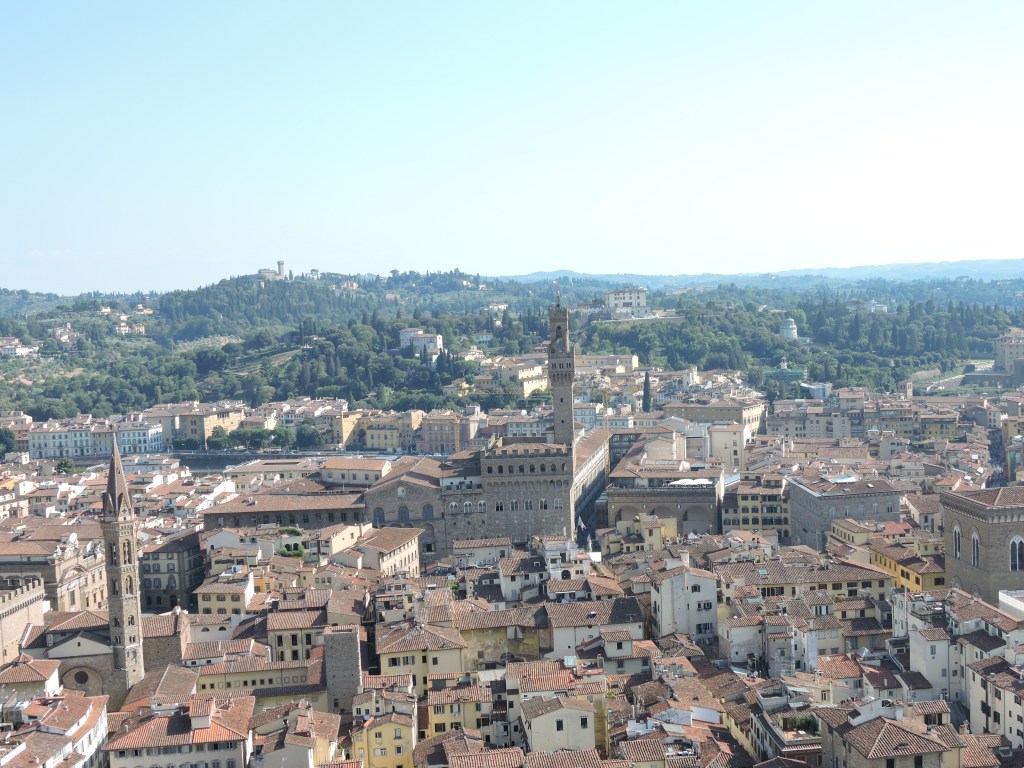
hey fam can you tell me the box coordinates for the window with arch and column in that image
[971,533,981,568]
[1011,537,1024,571]
[953,526,961,559]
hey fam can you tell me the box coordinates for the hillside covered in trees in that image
[0,268,1022,421]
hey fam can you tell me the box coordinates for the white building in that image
[649,553,719,640]
[605,288,648,317]
[15,693,109,768]
[399,328,444,357]
[0,336,38,356]
[27,417,165,460]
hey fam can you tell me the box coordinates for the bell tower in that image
[548,299,576,459]
[101,441,145,709]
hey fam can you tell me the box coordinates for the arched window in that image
[972,533,981,568]
[448,503,457,515]
[397,506,410,523]
[464,502,472,514]
[422,504,434,520]
[524,500,533,511]
[953,526,961,560]
[478,501,486,514]
[373,508,385,527]
[1011,538,1024,571]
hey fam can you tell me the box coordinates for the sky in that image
[2,2,1023,295]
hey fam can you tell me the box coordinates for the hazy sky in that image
[3,2,1023,294]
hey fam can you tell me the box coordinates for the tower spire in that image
[103,439,133,520]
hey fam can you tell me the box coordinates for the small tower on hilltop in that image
[101,442,145,710]
[548,296,576,461]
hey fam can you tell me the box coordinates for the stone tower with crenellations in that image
[548,300,576,464]
[100,441,146,710]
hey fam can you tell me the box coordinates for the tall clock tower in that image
[548,301,576,462]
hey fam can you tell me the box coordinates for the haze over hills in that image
[503,258,1024,290]
[2,257,1024,301]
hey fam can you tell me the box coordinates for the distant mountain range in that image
[501,258,1024,288]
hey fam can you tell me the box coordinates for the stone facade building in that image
[362,303,609,552]
[0,580,47,663]
[362,456,446,558]
[140,529,205,612]
[0,532,107,612]
[788,474,900,551]
[324,624,363,716]
[942,486,1024,603]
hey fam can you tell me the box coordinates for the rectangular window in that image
[556,719,564,732]
[581,716,589,729]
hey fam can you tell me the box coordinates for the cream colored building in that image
[350,711,416,768]
[377,623,467,694]
[518,696,596,753]
[106,695,255,768]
